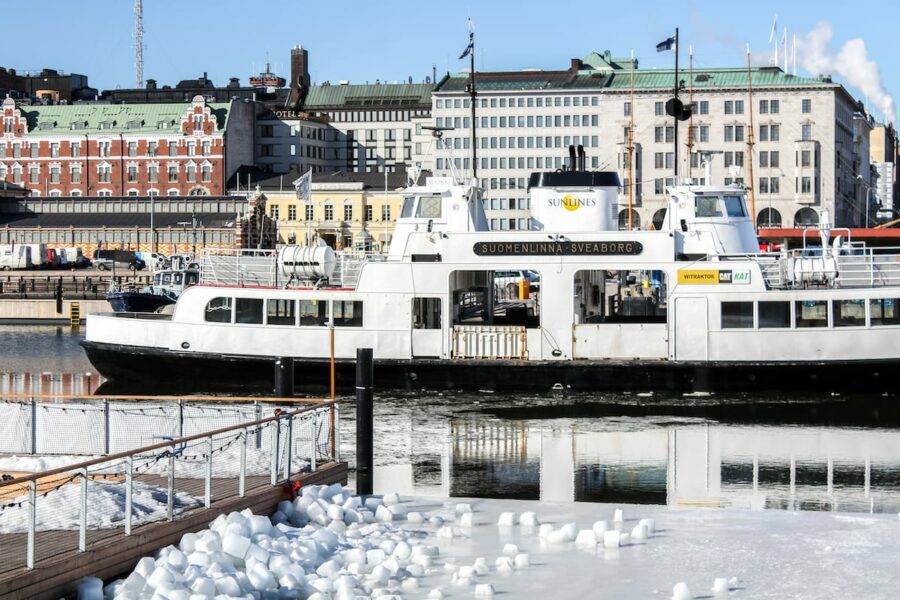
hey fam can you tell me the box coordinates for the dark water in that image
[5,325,900,514]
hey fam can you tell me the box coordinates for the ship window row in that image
[720,299,900,329]
[204,297,363,327]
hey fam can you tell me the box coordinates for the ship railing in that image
[332,251,387,289]
[452,325,527,360]
[833,249,900,288]
[199,248,279,287]
[0,395,342,573]
[697,252,786,289]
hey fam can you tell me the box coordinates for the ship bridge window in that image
[415,195,443,219]
[870,298,900,326]
[204,297,232,323]
[721,301,753,328]
[235,298,264,324]
[413,297,442,329]
[575,269,667,324]
[333,300,363,326]
[723,195,746,217]
[400,196,416,218]
[758,301,791,328]
[833,299,865,327]
[795,300,827,328]
[299,299,328,326]
[450,270,541,327]
[695,196,723,218]
[267,298,297,326]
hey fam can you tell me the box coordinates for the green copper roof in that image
[604,67,832,90]
[18,102,231,136]
[304,83,432,109]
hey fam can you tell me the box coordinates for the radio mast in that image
[134,0,144,88]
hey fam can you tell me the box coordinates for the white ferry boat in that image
[82,165,900,394]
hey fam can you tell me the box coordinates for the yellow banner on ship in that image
[677,269,750,284]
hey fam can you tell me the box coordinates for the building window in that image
[202,141,211,156]
[169,141,178,156]
[759,100,768,114]
[30,144,38,158]
[71,166,81,183]
[770,99,779,114]
[770,124,779,141]
[186,164,196,182]
[624,102,631,116]
[270,205,280,219]
[71,142,80,157]
[654,101,664,116]
[168,165,178,182]
[724,100,733,115]
[344,204,353,221]
[194,115,203,131]
[148,164,158,183]
[698,101,709,115]
[98,141,110,157]
[201,164,211,182]
[148,141,157,157]
[305,204,314,220]
[801,99,812,113]
[128,142,137,157]
[801,124,812,141]
[381,205,391,221]
[288,204,297,221]
[50,143,59,157]
[187,141,196,156]
[97,165,111,183]
[127,165,138,183]
[324,202,334,221]
[49,165,59,184]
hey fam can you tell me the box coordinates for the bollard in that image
[355,347,374,496]
[274,357,294,397]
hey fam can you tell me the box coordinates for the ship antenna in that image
[745,43,758,230]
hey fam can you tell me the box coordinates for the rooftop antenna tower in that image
[134,0,144,88]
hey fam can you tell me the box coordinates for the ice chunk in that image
[344,508,363,524]
[592,520,610,536]
[369,564,391,585]
[316,559,341,578]
[77,576,103,600]
[603,530,621,548]
[631,523,649,540]
[393,541,412,560]
[214,575,241,596]
[457,565,475,579]
[327,504,344,522]
[277,499,294,517]
[545,528,569,544]
[614,508,624,523]
[519,512,540,527]
[455,502,472,514]
[672,582,691,600]
[712,578,729,594]
[375,505,394,523]
[538,524,554,539]
[223,533,251,561]
[575,529,597,548]
[436,526,457,538]
[428,588,444,599]
[319,483,342,501]
[364,497,383,511]
[342,495,362,510]
[147,565,174,589]
[514,553,530,569]
[428,516,444,528]
[497,512,517,527]
[367,548,387,566]
[135,557,156,577]
[475,583,495,597]
[178,532,197,555]
[247,561,277,591]
[166,548,188,571]
[473,557,489,575]
[383,492,400,505]
[560,522,577,542]
[190,577,216,596]
[502,543,519,557]
[459,512,474,527]
[407,511,425,524]
[312,527,339,551]
[639,518,656,535]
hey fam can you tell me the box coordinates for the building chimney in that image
[570,58,582,73]
[228,77,240,88]
[289,45,310,108]
[146,78,157,90]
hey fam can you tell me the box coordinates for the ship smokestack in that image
[568,145,577,171]
[577,145,586,171]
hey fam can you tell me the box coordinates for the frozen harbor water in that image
[96,485,900,599]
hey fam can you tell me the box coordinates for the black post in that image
[355,347,373,496]
[54,281,62,314]
[273,357,294,397]
[470,28,477,178]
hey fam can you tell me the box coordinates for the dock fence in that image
[0,397,341,573]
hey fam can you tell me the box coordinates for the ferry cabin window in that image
[722,195,746,217]
[695,196,723,218]
[413,298,442,329]
[267,299,297,326]
[415,195,442,219]
[574,269,666,324]
[299,299,328,326]
[235,298,264,324]
[185,272,199,285]
[400,196,415,218]
[758,301,791,328]
[204,297,232,323]
[832,299,865,327]
[721,302,753,328]
[795,300,827,328]
[870,298,900,326]
[333,301,363,327]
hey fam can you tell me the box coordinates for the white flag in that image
[768,15,778,43]
[293,169,312,202]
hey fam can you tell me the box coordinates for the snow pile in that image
[0,478,198,533]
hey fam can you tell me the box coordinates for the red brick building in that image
[0,95,253,197]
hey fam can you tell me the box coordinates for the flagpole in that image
[628,49,635,231]
[468,22,477,180]
[674,27,679,182]
[687,45,694,181]
[746,45,757,230]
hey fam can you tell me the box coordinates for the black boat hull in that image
[107,292,175,313]
[81,340,900,396]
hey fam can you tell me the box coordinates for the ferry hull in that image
[81,341,899,396]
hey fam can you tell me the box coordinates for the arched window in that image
[651,208,667,231]
[617,209,641,231]
[324,199,334,221]
[188,186,208,196]
[794,207,819,227]
[758,208,782,228]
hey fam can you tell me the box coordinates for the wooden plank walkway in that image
[0,463,347,600]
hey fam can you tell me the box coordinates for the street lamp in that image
[857,175,877,228]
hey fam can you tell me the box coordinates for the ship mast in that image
[687,46,694,180]
[745,44,757,228]
[673,27,680,182]
[628,50,635,230]
[468,22,477,179]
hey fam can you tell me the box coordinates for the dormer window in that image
[157,120,170,129]
[98,120,113,130]
[70,121,87,130]
[127,119,143,129]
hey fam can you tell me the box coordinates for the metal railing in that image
[452,325,527,359]
[0,274,149,299]
[0,397,340,572]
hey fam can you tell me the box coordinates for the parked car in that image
[0,244,32,270]
[92,249,146,271]
[56,247,91,268]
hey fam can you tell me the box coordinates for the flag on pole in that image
[768,15,778,43]
[293,168,312,202]
[458,32,474,59]
[656,36,676,52]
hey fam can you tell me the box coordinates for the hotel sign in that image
[474,241,643,256]
[677,269,751,284]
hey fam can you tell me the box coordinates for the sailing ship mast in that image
[745,44,757,228]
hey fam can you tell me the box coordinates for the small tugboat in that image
[106,259,199,313]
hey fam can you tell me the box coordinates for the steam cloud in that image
[796,21,895,122]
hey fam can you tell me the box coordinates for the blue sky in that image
[4,0,898,121]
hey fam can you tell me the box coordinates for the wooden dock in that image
[0,462,348,600]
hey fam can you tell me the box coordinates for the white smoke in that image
[796,21,895,122]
